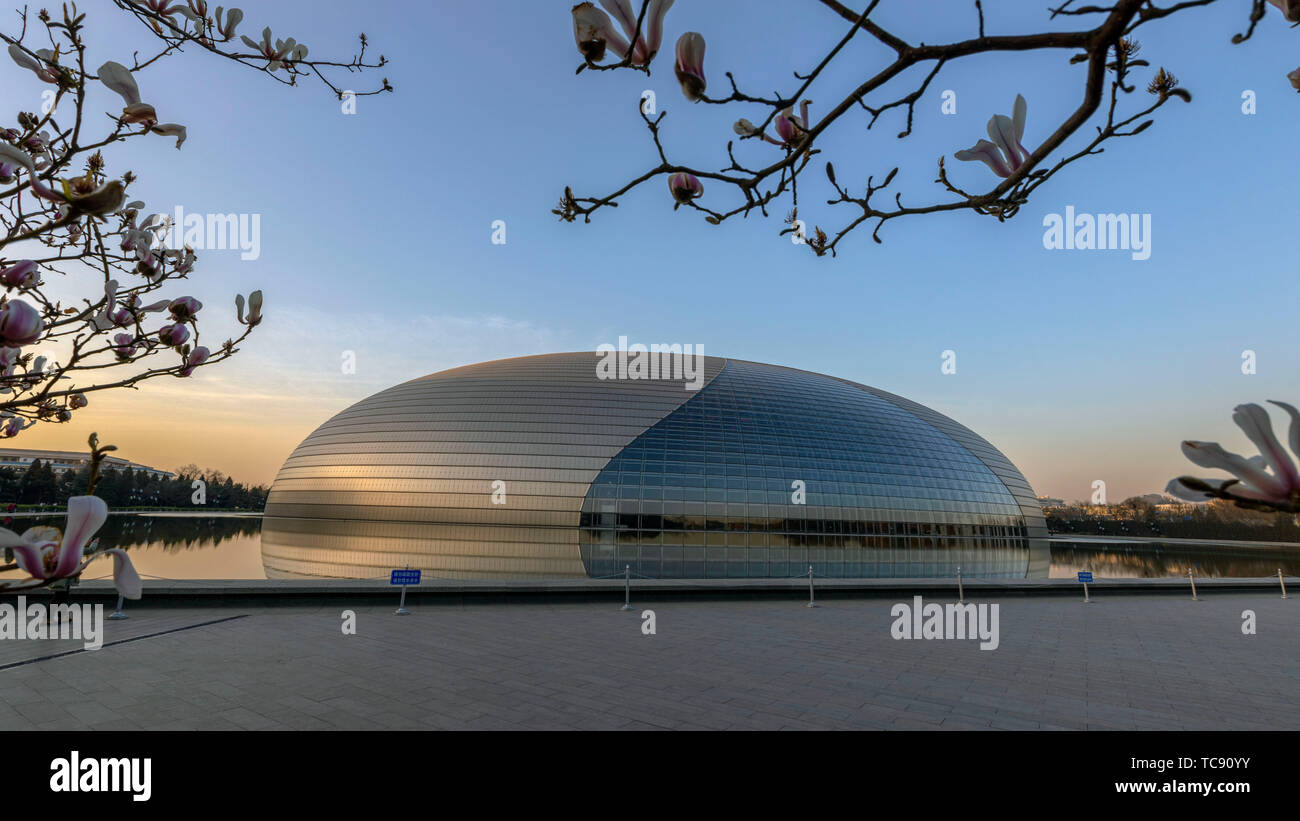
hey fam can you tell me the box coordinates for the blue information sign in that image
[390,569,421,586]
[1077,571,1093,583]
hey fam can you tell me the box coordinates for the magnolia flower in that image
[0,300,43,346]
[69,393,88,409]
[91,280,143,331]
[1268,0,1300,22]
[112,333,138,360]
[0,260,40,290]
[1290,67,1300,91]
[955,94,1033,179]
[1167,402,1300,510]
[0,415,29,438]
[240,27,307,71]
[215,7,244,40]
[614,0,674,64]
[178,345,210,377]
[135,247,166,282]
[572,2,629,63]
[121,211,170,254]
[775,101,812,148]
[675,32,706,101]
[98,61,158,126]
[157,323,190,347]
[168,296,202,321]
[98,61,188,146]
[134,0,187,18]
[235,290,263,326]
[572,0,674,65]
[60,179,126,218]
[0,496,141,599]
[668,172,703,205]
[167,247,197,275]
[8,44,59,83]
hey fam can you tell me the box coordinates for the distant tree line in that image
[1047,497,1300,543]
[0,460,267,510]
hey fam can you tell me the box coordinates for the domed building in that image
[261,352,1048,580]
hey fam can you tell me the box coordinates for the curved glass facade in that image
[262,352,1047,580]
[579,359,1041,579]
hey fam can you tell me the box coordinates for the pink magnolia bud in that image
[112,333,137,360]
[157,323,189,347]
[0,300,43,346]
[775,102,812,148]
[0,260,40,289]
[168,296,202,321]
[178,345,210,377]
[668,172,704,205]
[675,33,706,102]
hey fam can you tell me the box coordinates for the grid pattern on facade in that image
[580,359,1036,578]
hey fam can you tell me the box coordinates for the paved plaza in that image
[0,590,1293,730]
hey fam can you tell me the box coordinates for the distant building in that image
[0,448,175,480]
[1140,493,1176,505]
[1037,496,1066,508]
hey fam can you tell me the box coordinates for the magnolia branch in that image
[556,0,1287,257]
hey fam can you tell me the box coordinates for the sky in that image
[3,0,1297,503]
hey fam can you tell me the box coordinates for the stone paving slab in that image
[0,591,1293,730]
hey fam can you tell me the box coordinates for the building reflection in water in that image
[7,514,1295,582]
[1050,540,1300,579]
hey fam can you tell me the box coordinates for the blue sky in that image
[8,0,1298,500]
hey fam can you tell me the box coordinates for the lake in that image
[3,514,1297,581]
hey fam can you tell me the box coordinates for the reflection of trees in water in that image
[1052,541,1300,579]
[20,515,261,553]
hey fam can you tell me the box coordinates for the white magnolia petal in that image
[1232,403,1300,491]
[1267,400,1300,466]
[1180,440,1287,498]
[97,61,142,106]
[8,43,41,73]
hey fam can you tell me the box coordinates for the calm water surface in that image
[8,514,1298,581]
[14,512,266,581]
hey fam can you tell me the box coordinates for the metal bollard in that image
[956,566,965,604]
[1188,568,1198,602]
[107,594,128,620]
[620,564,634,611]
[1280,569,1288,600]
[806,565,818,608]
